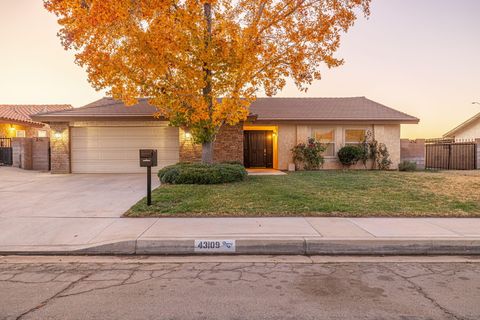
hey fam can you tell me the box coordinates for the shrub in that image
[375,143,392,170]
[291,137,327,170]
[337,145,363,167]
[158,162,247,184]
[398,160,417,172]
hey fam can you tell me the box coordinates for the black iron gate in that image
[425,139,477,170]
[0,138,12,166]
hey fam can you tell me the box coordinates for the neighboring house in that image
[0,104,73,139]
[443,112,480,141]
[32,97,419,174]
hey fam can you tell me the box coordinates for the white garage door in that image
[71,123,179,173]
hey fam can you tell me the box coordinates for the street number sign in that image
[194,240,236,253]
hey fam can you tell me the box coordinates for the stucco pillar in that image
[49,122,70,174]
[373,124,401,169]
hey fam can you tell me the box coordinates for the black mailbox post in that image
[139,149,158,205]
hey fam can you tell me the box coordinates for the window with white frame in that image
[345,129,366,145]
[37,130,47,138]
[313,128,335,156]
[15,130,26,138]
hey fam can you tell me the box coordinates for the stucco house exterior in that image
[32,97,419,174]
[443,111,480,141]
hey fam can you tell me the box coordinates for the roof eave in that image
[252,118,419,124]
[31,114,166,123]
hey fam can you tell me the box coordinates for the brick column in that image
[49,122,70,174]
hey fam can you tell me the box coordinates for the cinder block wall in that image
[32,138,50,171]
[11,138,32,169]
[400,139,425,169]
[12,137,50,171]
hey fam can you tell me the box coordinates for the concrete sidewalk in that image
[0,217,479,255]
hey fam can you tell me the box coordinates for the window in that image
[313,128,335,156]
[345,129,366,145]
[15,130,26,138]
[37,130,47,138]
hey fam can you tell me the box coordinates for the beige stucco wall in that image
[374,124,401,169]
[451,119,480,141]
[265,123,401,170]
[277,124,297,170]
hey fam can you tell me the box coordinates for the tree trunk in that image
[202,141,214,164]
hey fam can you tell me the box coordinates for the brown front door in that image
[243,131,273,168]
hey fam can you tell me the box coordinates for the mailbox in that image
[139,149,158,167]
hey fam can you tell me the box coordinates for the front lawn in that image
[125,170,480,217]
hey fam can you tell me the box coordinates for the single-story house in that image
[443,111,480,141]
[32,97,419,174]
[0,104,72,139]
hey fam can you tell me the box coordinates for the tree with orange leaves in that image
[45,0,370,163]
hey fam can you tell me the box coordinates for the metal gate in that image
[0,138,12,166]
[425,139,477,170]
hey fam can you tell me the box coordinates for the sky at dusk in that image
[1,0,479,138]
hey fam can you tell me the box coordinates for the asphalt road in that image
[0,255,479,320]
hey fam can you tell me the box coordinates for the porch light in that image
[9,125,15,132]
[185,131,192,140]
[54,131,62,139]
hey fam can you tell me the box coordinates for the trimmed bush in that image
[158,162,247,184]
[337,145,363,167]
[398,160,417,172]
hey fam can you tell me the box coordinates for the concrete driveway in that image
[0,167,159,218]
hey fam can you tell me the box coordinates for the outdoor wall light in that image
[54,131,62,139]
[185,131,192,140]
[9,125,15,132]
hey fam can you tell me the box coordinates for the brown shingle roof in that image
[32,97,419,123]
[0,104,73,125]
[249,97,419,122]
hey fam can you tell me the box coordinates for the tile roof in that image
[32,97,419,123]
[0,104,73,125]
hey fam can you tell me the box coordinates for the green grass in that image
[125,170,480,217]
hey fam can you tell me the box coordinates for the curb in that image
[1,238,480,255]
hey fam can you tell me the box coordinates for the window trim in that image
[344,128,368,145]
[312,127,336,158]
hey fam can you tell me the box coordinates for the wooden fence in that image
[425,138,477,170]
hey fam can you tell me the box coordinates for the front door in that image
[243,131,273,168]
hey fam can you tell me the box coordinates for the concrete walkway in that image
[1,217,479,255]
[0,167,159,217]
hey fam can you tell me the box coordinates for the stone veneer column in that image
[178,124,244,164]
[213,123,244,164]
[49,122,70,174]
[178,128,202,163]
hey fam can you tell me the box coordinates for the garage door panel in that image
[71,124,179,173]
